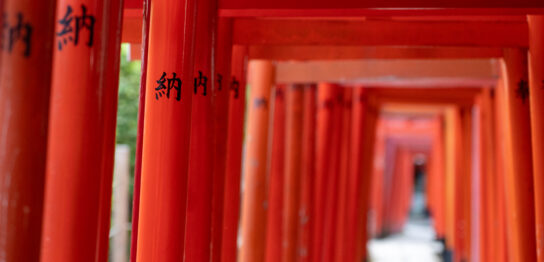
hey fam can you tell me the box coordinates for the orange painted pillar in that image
[444,106,460,259]
[41,0,123,261]
[528,15,544,262]
[135,0,196,260]
[322,85,343,262]
[430,116,446,241]
[298,84,317,262]
[494,79,510,262]
[222,45,248,262]
[312,83,337,260]
[239,60,275,262]
[355,98,378,262]
[501,48,536,262]
[460,107,473,262]
[210,17,233,262]
[334,88,353,262]
[0,1,55,261]
[282,84,304,262]
[265,84,286,262]
[184,0,216,259]
[130,0,151,260]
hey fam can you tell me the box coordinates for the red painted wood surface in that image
[265,84,286,262]
[249,46,503,60]
[136,0,196,260]
[334,88,352,262]
[129,0,151,261]
[239,60,275,262]
[184,0,217,259]
[233,19,528,47]
[501,48,537,262]
[355,101,378,261]
[282,84,304,262]
[312,83,338,261]
[41,0,123,261]
[221,45,248,262]
[210,17,233,262]
[528,16,544,262]
[298,84,317,262]
[0,0,55,261]
[219,0,544,11]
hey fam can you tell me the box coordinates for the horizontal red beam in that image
[221,0,544,9]
[249,46,503,60]
[233,19,528,47]
[368,87,481,107]
[220,8,544,17]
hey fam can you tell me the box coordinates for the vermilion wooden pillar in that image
[313,83,337,261]
[282,84,304,262]
[222,45,248,262]
[239,60,275,262]
[528,16,544,262]
[444,106,459,258]
[298,84,317,262]
[334,88,353,262]
[0,1,55,261]
[322,85,343,262]
[494,79,510,262]
[135,0,196,260]
[345,86,370,261]
[355,99,378,262]
[41,0,123,261]
[265,84,286,262]
[130,0,151,260]
[184,0,216,259]
[210,17,233,262]
[501,48,536,262]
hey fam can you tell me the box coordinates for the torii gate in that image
[1,0,544,262]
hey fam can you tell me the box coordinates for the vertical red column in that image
[41,0,123,260]
[184,0,216,259]
[346,87,367,262]
[282,84,304,262]
[135,0,196,260]
[130,0,152,260]
[334,88,353,262]
[494,80,509,262]
[355,98,378,262]
[210,17,233,262]
[265,84,286,262]
[239,60,275,262]
[298,84,317,262]
[528,16,544,262]
[0,1,55,261]
[312,83,337,261]
[322,86,343,262]
[501,48,536,262]
[221,45,248,262]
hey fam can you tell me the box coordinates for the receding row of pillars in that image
[1,0,544,261]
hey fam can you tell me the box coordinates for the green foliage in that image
[116,44,142,176]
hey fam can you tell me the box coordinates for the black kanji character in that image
[230,77,240,99]
[194,71,208,96]
[155,72,167,100]
[56,5,95,50]
[75,5,95,47]
[167,72,182,101]
[516,79,529,104]
[56,5,74,50]
[3,13,33,57]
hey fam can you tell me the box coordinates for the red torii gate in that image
[1,0,544,262]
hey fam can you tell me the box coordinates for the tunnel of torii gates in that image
[2,0,544,262]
